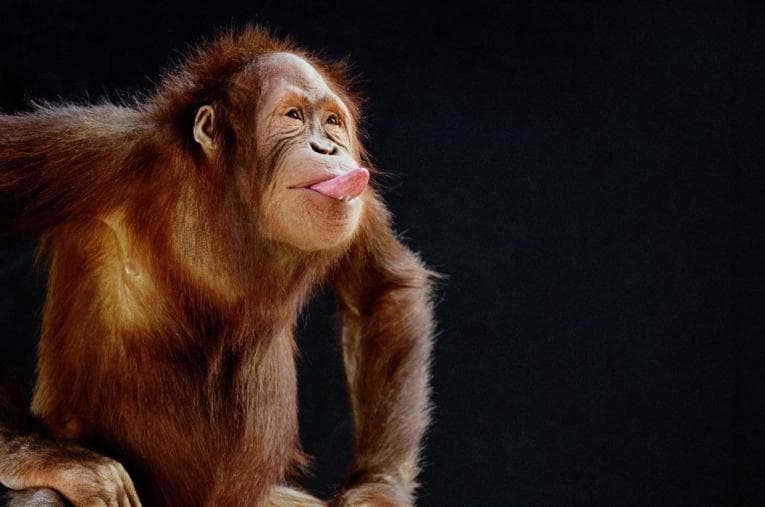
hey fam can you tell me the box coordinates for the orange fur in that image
[0,26,435,506]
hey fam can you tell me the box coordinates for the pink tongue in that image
[309,168,370,199]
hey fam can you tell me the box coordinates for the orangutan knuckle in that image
[98,461,121,478]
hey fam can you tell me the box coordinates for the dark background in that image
[1,2,762,506]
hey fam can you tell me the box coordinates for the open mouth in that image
[294,167,369,202]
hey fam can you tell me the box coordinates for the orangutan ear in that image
[193,105,216,157]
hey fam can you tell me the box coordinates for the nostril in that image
[310,140,336,155]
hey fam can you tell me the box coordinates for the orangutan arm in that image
[0,106,146,237]
[332,198,437,506]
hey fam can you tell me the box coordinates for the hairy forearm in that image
[340,261,436,493]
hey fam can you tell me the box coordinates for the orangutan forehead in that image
[257,52,330,96]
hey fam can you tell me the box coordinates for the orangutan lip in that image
[301,187,357,203]
[288,174,341,190]
[289,181,356,203]
[307,168,369,200]
[289,168,369,202]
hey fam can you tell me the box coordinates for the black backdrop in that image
[0,2,762,506]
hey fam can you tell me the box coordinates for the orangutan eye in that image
[286,108,302,120]
[326,114,340,126]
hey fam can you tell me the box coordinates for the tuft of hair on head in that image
[147,25,368,164]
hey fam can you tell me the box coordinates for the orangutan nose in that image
[309,139,337,155]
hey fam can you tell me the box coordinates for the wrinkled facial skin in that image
[255,53,365,252]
